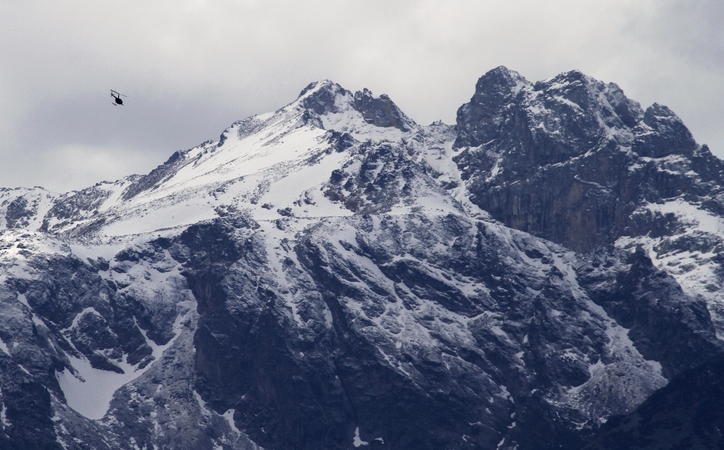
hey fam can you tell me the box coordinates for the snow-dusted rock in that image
[0,68,722,449]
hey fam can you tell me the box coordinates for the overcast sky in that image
[1,0,723,192]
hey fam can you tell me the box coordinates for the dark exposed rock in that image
[453,67,724,252]
[634,103,697,158]
[0,360,64,450]
[326,130,357,152]
[39,184,117,233]
[298,80,415,132]
[576,247,722,379]
[298,81,351,116]
[5,197,36,230]
[352,88,413,131]
[162,212,720,450]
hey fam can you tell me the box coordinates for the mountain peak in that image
[453,67,530,148]
[549,68,589,83]
[297,79,343,97]
[294,80,415,132]
[453,67,724,255]
[635,102,697,158]
[296,80,351,116]
[351,87,414,131]
[473,66,530,100]
[480,65,528,85]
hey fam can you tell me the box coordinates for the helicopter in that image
[110,90,127,106]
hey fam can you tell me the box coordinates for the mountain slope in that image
[0,70,722,449]
[453,67,724,335]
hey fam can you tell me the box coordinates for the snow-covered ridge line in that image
[0,80,436,240]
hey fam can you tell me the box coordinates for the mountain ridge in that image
[0,67,722,449]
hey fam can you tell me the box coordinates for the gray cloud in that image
[1,0,722,192]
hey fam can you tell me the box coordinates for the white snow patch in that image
[645,198,724,235]
[0,338,9,356]
[17,294,29,308]
[193,390,213,420]
[56,309,190,420]
[353,427,369,447]
[56,354,144,420]
[31,314,46,329]
[222,409,241,436]
[1,402,9,427]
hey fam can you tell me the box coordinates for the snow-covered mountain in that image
[0,68,722,449]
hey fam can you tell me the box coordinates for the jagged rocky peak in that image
[297,79,415,131]
[352,87,413,131]
[297,79,352,115]
[454,66,645,153]
[472,65,530,104]
[452,66,724,253]
[453,66,529,149]
[533,69,645,129]
[635,102,697,158]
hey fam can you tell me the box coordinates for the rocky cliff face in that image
[453,67,724,337]
[454,67,723,251]
[0,70,722,449]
